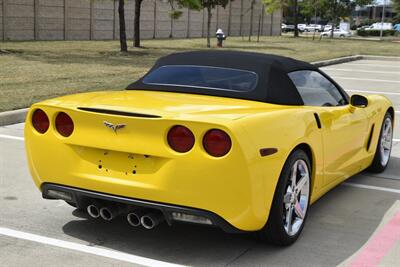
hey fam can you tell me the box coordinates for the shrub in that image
[357,29,397,37]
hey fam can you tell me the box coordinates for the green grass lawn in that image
[0,36,399,112]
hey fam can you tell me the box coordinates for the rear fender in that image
[236,108,324,213]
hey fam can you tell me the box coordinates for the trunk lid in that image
[42,90,279,121]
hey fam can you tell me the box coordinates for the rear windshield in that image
[142,65,258,92]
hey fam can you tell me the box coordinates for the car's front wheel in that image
[368,112,393,173]
[259,149,311,246]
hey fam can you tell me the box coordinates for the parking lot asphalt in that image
[0,59,400,267]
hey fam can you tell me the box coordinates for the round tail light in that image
[55,112,74,137]
[167,125,195,153]
[203,129,231,157]
[32,109,50,134]
[32,109,49,134]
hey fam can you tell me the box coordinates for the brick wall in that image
[0,0,281,41]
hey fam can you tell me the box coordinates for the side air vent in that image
[78,107,161,118]
[313,113,322,129]
[366,124,375,151]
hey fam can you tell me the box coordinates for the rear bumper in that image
[42,183,243,233]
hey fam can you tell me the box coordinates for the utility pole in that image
[380,0,386,40]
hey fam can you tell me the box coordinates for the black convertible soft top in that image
[127,50,320,105]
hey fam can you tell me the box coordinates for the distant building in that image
[354,4,396,25]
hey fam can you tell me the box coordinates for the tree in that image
[300,0,323,23]
[249,0,256,41]
[393,0,400,24]
[133,0,143,47]
[200,0,230,47]
[322,0,372,38]
[299,0,328,40]
[263,0,300,37]
[168,0,202,38]
[118,0,128,52]
[133,0,201,47]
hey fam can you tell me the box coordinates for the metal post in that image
[261,4,264,36]
[153,0,156,39]
[257,14,261,42]
[270,11,273,36]
[34,0,39,40]
[64,0,68,40]
[380,0,386,40]
[187,8,190,38]
[2,0,7,41]
[227,0,232,36]
[312,0,317,41]
[239,0,243,37]
[113,0,117,40]
[90,0,94,40]
[202,8,205,37]
[248,0,254,42]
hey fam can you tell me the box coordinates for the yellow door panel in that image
[313,105,368,185]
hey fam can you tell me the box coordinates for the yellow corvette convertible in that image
[25,51,394,245]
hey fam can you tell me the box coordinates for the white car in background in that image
[323,25,333,32]
[297,24,307,32]
[304,24,323,32]
[320,29,352,38]
[366,23,393,30]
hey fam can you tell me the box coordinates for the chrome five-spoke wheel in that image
[369,112,393,173]
[283,159,310,236]
[380,117,392,166]
[260,149,311,245]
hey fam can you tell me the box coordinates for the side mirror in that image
[350,94,368,108]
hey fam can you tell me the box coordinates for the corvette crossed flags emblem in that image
[103,121,126,133]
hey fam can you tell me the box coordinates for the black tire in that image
[368,112,393,173]
[258,149,311,246]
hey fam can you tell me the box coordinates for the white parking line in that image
[343,183,400,194]
[338,63,400,68]
[324,68,400,75]
[0,227,185,267]
[346,90,400,96]
[0,134,24,141]
[332,77,400,84]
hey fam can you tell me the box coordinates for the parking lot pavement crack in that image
[224,245,254,267]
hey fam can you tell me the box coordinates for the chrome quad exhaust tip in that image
[99,205,124,221]
[87,204,100,219]
[126,209,146,227]
[140,211,164,230]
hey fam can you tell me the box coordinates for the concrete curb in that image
[360,55,400,61]
[312,55,364,67]
[312,55,400,67]
[0,108,28,127]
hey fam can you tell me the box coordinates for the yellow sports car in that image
[25,51,394,245]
